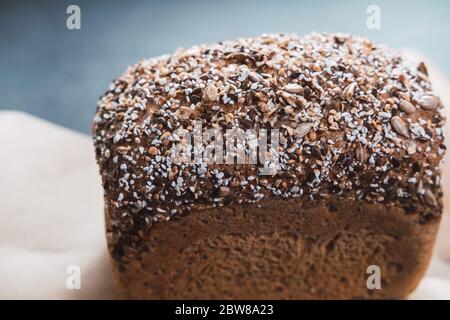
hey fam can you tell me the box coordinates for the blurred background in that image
[1,0,449,133]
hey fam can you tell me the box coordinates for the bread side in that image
[108,197,439,299]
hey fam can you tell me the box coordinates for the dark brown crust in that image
[109,197,440,299]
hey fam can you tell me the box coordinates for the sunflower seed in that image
[342,82,357,99]
[418,95,438,110]
[281,92,297,107]
[178,106,193,120]
[295,123,313,138]
[282,124,294,136]
[355,144,365,162]
[249,71,263,82]
[399,100,416,114]
[391,116,409,137]
[424,188,438,207]
[418,62,428,75]
[204,84,218,102]
[283,84,304,94]
[407,142,417,155]
[226,52,255,64]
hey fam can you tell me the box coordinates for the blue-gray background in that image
[1,0,449,133]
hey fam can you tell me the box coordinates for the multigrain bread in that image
[93,33,446,299]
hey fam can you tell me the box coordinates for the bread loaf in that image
[93,33,445,299]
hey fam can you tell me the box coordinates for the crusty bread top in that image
[93,33,445,227]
